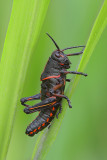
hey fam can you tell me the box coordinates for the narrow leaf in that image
[0,0,50,159]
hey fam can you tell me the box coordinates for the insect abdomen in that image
[26,106,58,136]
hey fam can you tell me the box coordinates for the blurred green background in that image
[0,0,107,160]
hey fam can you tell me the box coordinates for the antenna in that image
[46,33,60,50]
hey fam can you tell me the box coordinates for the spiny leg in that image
[20,93,41,107]
[24,97,57,114]
[60,70,88,77]
[52,93,72,108]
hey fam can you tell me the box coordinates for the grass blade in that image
[0,0,13,59]
[32,1,107,160]
[0,0,50,159]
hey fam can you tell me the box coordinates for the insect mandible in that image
[20,33,87,136]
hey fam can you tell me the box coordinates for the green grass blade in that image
[0,0,50,159]
[32,1,107,160]
[0,0,13,59]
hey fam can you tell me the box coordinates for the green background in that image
[0,0,107,160]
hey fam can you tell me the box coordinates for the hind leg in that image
[20,93,41,107]
[24,97,57,114]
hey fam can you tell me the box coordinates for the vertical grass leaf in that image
[0,0,50,159]
[32,1,107,160]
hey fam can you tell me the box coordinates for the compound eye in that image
[55,52,60,58]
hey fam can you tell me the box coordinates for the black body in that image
[20,33,87,136]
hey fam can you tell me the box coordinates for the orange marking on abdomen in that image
[33,129,36,132]
[52,107,55,111]
[41,75,60,81]
[38,126,41,130]
[29,131,33,135]
[50,113,53,117]
[47,118,49,122]
[42,123,45,126]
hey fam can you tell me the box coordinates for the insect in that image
[20,33,87,136]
